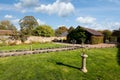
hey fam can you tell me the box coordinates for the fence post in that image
[30,45,32,51]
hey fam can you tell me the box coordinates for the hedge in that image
[109,36,117,42]
[91,36,103,44]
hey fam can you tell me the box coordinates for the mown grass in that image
[0,47,120,80]
[0,42,64,51]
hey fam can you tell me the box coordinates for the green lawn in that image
[0,47,120,80]
[0,43,64,51]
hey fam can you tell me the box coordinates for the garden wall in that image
[0,36,66,45]
[24,36,66,43]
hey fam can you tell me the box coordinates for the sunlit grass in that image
[0,47,120,80]
[0,42,64,51]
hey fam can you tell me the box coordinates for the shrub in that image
[55,26,68,37]
[19,35,28,43]
[109,36,117,42]
[91,36,103,44]
[67,26,86,44]
[33,25,54,37]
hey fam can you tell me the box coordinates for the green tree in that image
[112,29,120,37]
[55,26,68,37]
[67,26,86,44]
[102,30,112,42]
[19,16,38,35]
[0,20,19,43]
[0,20,16,30]
[33,25,54,37]
[112,29,120,43]
[68,26,74,33]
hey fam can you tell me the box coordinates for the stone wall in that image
[24,36,66,43]
[0,36,66,45]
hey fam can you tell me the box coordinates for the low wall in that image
[0,36,66,45]
[24,36,66,43]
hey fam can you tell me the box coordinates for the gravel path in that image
[55,42,117,48]
[0,46,80,57]
[0,43,117,58]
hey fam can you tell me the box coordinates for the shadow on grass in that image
[56,62,80,70]
[117,43,120,65]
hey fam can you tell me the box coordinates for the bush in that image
[19,35,28,43]
[67,26,86,44]
[109,36,117,42]
[91,36,103,44]
[55,26,68,37]
[33,25,54,37]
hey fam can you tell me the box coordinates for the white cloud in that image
[108,22,120,30]
[108,0,120,3]
[76,16,96,24]
[4,15,13,19]
[11,19,20,24]
[14,0,40,13]
[35,0,75,17]
[21,10,27,13]
[14,3,22,9]
[0,7,2,10]
[76,16,120,30]
[99,0,120,4]
[58,0,70,3]
[0,4,14,11]
[4,15,19,26]
[37,19,45,25]
[14,0,74,16]
[14,0,39,8]
[81,22,120,31]
[11,19,20,30]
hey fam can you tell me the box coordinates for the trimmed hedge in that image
[110,36,117,42]
[91,36,103,44]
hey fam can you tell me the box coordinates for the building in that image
[0,30,14,35]
[67,26,103,44]
[112,29,120,43]
[84,28,103,44]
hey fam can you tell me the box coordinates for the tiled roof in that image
[84,28,103,36]
[0,30,13,35]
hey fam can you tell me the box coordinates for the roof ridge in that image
[84,27,103,36]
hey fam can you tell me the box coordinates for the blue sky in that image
[0,0,120,30]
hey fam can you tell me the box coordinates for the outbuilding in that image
[84,28,103,44]
[0,30,14,35]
